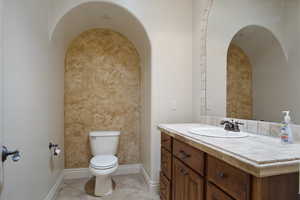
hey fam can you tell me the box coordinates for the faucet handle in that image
[220,120,234,131]
[232,121,244,132]
[220,120,230,125]
[235,121,244,125]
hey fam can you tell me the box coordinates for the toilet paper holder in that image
[49,142,61,156]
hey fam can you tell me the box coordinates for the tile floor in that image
[55,174,160,200]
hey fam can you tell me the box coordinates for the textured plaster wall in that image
[65,29,141,168]
[226,44,252,120]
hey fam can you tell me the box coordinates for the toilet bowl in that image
[89,131,120,196]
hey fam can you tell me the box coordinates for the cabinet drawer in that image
[207,182,233,200]
[161,147,172,179]
[173,139,205,176]
[160,173,171,200]
[161,132,172,152]
[207,156,250,200]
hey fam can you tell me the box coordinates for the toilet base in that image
[89,162,118,197]
[94,174,113,197]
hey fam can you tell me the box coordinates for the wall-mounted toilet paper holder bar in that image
[49,142,61,156]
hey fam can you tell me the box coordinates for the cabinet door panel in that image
[160,172,171,200]
[173,158,204,200]
[207,182,233,200]
[161,132,172,152]
[184,165,204,200]
[173,158,186,200]
[161,148,172,179]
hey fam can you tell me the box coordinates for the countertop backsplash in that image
[198,115,300,143]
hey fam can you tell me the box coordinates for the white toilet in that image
[89,131,120,196]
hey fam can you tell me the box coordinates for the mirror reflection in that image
[206,0,300,123]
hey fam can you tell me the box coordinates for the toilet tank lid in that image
[89,131,121,137]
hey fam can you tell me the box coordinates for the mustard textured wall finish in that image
[227,44,253,120]
[65,29,141,168]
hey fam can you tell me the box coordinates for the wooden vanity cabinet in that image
[173,158,204,200]
[207,155,250,200]
[161,132,172,152]
[206,182,234,200]
[173,139,205,176]
[251,173,299,200]
[160,133,173,200]
[160,132,299,200]
[160,172,171,200]
[161,148,172,179]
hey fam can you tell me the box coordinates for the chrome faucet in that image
[220,120,244,132]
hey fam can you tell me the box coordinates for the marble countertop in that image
[158,123,300,177]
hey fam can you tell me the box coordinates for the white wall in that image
[47,23,65,198]
[50,0,194,184]
[0,0,4,197]
[251,38,289,123]
[206,0,287,117]
[192,0,205,120]
[282,0,300,123]
[148,0,193,183]
[3,0,64,199]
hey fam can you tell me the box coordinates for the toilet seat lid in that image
[90,155,118,169]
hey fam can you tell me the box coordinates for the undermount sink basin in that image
[189,127,248,138]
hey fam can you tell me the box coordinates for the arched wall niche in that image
[50,1,151,64]
[227,25,289,122]
[227,25,287,62]
[50,1,152,173]
[49,0,143,40]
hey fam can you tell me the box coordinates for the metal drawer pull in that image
[218,172,226,178]
[179,150,191,159]
[180,168,189,175]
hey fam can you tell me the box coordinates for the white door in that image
[0,2,23,199]
[1,0,55,199]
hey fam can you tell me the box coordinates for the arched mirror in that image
[206,0,300,124]
[226,25,289,123]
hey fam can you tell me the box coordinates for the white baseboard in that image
[114,164,142,176]
[44,172,64,200]
[140,167,159,194]
[64,168,91,180]
[64,164,142,180]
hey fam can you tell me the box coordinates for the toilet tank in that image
[89,131,120,156]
